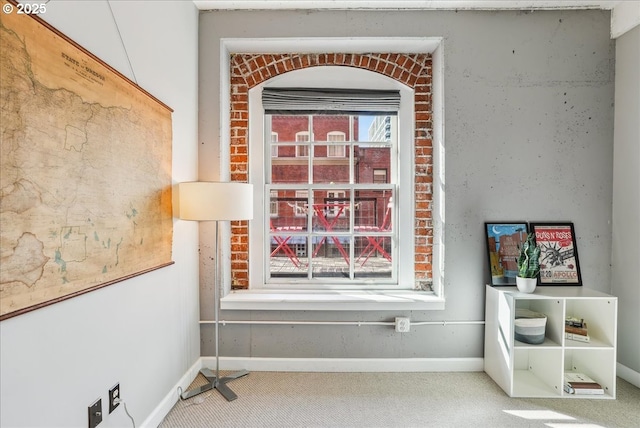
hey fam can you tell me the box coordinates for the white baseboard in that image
[202,356,485,372]
[617,362,640,388]
[141,359,203,428]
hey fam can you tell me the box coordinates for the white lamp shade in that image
[178,182,254,221]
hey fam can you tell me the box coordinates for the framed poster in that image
[485,222,528,286]
[530,222,582,286]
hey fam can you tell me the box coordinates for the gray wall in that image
[612,24,640,375]
[199,10,615,359]
[0,2,201,427]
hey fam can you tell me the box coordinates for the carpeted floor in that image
[159,371,640,427]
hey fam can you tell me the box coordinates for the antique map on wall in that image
[0,1,173,320]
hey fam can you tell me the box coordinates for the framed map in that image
[1,1,174,320]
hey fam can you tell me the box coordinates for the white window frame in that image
[218,37,445,311]
[250,67,414,291]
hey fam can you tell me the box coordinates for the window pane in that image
[311,116,350,183]
[271,115,309,140]
[270,234,308,276]
[311,237,351,278]
[353,191,393,279]
[354,190,393,234]
[310,188,351,279]
[312,154,350,184]
[268,116,310,157]
[312,189,350,233]
[354,145,391,184]
[354,115,396,143]
[269,115,310,183]
[269,189,309,277]
[354,237,392,279]
[270,190,309,228]
[271,149,309,183]
[312,115,350,141]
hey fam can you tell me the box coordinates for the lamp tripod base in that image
[180,368,249,402]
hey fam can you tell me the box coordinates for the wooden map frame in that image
[0,1,174,320]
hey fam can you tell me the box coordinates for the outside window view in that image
[268,114,396,282]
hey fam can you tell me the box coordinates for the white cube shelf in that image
[484,285,617,399]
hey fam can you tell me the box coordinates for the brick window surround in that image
[229,53,433,290]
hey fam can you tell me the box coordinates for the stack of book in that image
[564,372,604,395]
[565,316,590,342]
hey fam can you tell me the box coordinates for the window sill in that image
[220,289,445,311]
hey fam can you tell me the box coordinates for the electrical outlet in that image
[88,398,102,428]
[395,317,410,333]
[109,383,120,414]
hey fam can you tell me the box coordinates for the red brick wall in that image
[229,53,433,289]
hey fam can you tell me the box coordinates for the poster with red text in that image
[531,223,582,285]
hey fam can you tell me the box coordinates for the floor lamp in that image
[177,181,253,402]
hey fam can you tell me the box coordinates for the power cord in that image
[184,393,211,406]
[177,386,211,406]
[113,398,136,428]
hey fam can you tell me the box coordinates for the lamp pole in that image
[177,182,253,402]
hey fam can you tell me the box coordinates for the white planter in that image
[516,276,537,293]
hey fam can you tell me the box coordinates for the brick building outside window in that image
[268,113,395,281]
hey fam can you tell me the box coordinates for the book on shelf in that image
[564,373,604,395]
[564,385,604,395]
[565,332,591,342]
[565,321,589,342]
[565,322,588,336]
[565,316,585,328]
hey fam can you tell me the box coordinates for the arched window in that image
[250,66,415,289]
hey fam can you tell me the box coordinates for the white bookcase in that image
[484,285,617,399]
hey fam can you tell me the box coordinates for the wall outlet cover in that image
[88,398,102,428]
[109,383,120,414]
[395,317,411,332]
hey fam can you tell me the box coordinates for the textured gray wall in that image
[612,24,640,374]
[199,9,615,359]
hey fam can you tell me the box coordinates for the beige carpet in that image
[160,371,640,428]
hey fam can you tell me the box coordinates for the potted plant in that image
[516,233,541,293]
